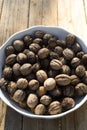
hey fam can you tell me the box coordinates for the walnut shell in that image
[40,95,52,105]
[5,54,16,66]
[34,104,46,115]
[55,74,71,86]
[38,48,50,59]
[50,59,62,70]
[29,79,39,90]
[13,40,24,52]
[27,94,38,108]
[17,78,28,89]
[36,70,47,83]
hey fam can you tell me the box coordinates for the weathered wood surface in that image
[0,0,87,130]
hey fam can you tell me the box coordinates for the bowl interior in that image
[0,26,87,119]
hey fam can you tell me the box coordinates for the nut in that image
[5,54,16,66]
[56,40,66,48]
[44,78,56,91]
[54,46,63,56]
[5,45,15,56]
[34,104,46,115]
[13,63,21,76]
[76,51,85,59]
[13,40,24,52]
[29,79,39,90]
[48,69,59,78]
[26,73,35,82]
[63,48,74,60]
[33,38,42,46]
[62,97,75,110]
[70,75,80,85]
[71,57,80,68]
[48,101,62,115]
[27,94,38,108]
[36,70,47,83]
[49,88,61,97]
[3,67,13,80]
[20,63,32,76]
[55,74,71,86]
[40,95,52,105]
[17,53,27,64]
[61,65,70,75]
[7,81,17,96]
[17,78,28,89]
[50,51,59,60]
[82,54,87,66]
[29,43,41,53]
[26,51,36,64]
[75,65,85,77]
[66,34,76,46]
[63,85,74,97]
[72,42,82,53]
[13,89,25,103]
[0,78,8,90]
[35,30,44,38]
[48,37,57,48]
[23,35,33,47]
[38,48,50,59]
[75,83,87,96]
[82,71,87,84]
[32,63,40,73]
[36,86,46,97]
[50,59,62,70]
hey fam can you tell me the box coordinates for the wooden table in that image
[0,0,87,130]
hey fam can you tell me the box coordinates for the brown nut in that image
[50,59,62,70]
[23,35,33,47]
[48,69,59,78]
[29,43,41,53]
[63,48,74,60]
[48,101,62,115]
[27,51,36,64]
[36,86,46,97]
[3,67,13,80]
[55,74,71,86]
[49,88,61,97]
[70,75,80,85]
[82,71,87,84]
[76,51,85,59]
[44,78,56,91]
[56,40,66,48]
[27,94,38,108]
[13,40,24,52]
[20,63,32,76]
[38,48,50,59]
[40,95,52,105]
[36,70,48,83]
[48,37,57,48]
[13,63,21,76]
[35,30,44,38]
[34,104,46,115]
[50,52,59,60]
[0,78,8,90]
[29,79,39,90]
[75,65,85,77]
[62,97,75,110]
[71,57,80,68]
[17,78,28,89]
[66,34,76,46]
[59,57,66,65]
[72,42,82,53]
[43,33,52,44]
[63,85,74,97]
[82,54,87,66]
[17,53,27,64]
[5,45,15,56]
[13,89,25,103]
[33,38,42,46]
[7,81,17,96]
[54,46,63,56]
[75,83,87,96]
[61,65,70,75]
[32,63,40,73]
[5,54,16,66]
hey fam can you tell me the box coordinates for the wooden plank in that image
[0,0,30,130]
[29,0,42,27]
[4,107,22,130]
[74,102,87,130]
[84,0,87,23]
[24,1,62,130]
[0,0,4,19]
[0,100,6,130]
[42,0,58,26]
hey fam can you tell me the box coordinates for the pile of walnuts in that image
[0,30,87,115]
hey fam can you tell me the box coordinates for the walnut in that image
[36,70,47,83]
[44,78,56,91]
[17,78,28,89]
[13,40,24,52]
[29,79,39,90]
[34,104,46,115]
[27,94,38,108]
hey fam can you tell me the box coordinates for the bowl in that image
[0,25,87,119]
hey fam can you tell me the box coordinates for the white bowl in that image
[0,26,87,119]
